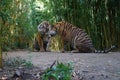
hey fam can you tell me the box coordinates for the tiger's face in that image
[49,22,63,36]
[48,25,57,36]
[37,21,50,34]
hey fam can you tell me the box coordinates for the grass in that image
[4,56,33,68]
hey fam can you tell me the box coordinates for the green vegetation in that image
[0,0,119,50]
[4,56,33,68]
[41,62,73,80]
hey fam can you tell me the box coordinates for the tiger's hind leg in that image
[72,43,95,53]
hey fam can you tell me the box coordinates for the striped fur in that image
[37,21,51,35]
[33,32,51,52]
[50,21,115,53]
[33,21,51,52]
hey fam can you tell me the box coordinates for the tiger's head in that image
[37,21,50,35]
[49,22,64,36]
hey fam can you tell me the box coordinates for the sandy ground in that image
[3,50,120,80]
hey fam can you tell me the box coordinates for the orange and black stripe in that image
[52,21,116,53]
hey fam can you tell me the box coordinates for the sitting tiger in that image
[49,21,116,53]
[33,21,51,52]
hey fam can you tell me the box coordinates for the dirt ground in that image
[2,50,120,80]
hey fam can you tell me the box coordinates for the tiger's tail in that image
[95,45,117,53]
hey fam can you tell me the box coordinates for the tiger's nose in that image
[49,31,57,36]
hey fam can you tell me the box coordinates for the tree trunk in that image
[0,45,2,68]
[0,22,3,68]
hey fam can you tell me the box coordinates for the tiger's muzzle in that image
[49,30,57,36]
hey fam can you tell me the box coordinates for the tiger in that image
[33,31,51,52]
[49,21,116,53]
[33,21,51,52]
[37,21,51,35]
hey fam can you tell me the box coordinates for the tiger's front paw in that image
[61,50,65,53]
[46,49,51,52]
[40,49,45,52]
[46,47,51,52]
[71,50,79,53]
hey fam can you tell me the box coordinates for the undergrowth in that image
[41,61,73,80]
[4,56,33,68]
